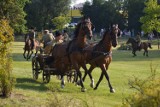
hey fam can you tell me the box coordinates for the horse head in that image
[109,24,120,47]
[75,17,93,40]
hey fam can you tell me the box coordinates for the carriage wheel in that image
[43,66,50,83]
[32,56,39,80]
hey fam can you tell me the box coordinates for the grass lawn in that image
[0,37,160,107]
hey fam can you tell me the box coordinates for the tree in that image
[140,0,160,49]
[52,16,71,31]
[0,0,29,33]
[140,0,160,33]
[0,19,14,97]
[125,0,145,33]
[25,0,71,31]
[82,0,125,32]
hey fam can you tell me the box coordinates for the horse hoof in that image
[90,83,94,88]
[94,87,97,90]
[61,85,65,89]
[76,80,81,86]
[81,88,86,92]
[110,89,115,93]
[90,79,94,88]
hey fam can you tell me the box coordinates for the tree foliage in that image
[0,0,29,33]
[25,0,71,31]
[140,0,160,33]
[124,0,145,33]
[52,16,71,31]
[82,0,125,32]
[0,19,14,97]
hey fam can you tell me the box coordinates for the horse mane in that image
[73,22,81,38]
[98,28,110,45]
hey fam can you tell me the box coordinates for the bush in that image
[122,64,160,107]
[0,19,14,97]
[118,43,132,50]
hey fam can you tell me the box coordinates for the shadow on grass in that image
[12,53,33,62]
[15,78,48,91]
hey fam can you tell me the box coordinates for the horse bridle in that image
[80,20,92,36]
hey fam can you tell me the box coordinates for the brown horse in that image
[23,36,42,60]
[66,17,94,92]
[126,37,152,57]
[81,25,120,93]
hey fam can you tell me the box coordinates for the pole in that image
[157,1,160,49]
[158,0,160,5]
[158,32,160,49]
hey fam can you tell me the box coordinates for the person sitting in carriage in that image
[135,32,141,51]
[62,29,70,42]
[54,30,64,44]
[41,29,55,48]
[25,27,36,50]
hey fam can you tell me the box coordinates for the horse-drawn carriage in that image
[32,54,51,83]
[26,16,121,93]
[31,52,76,84]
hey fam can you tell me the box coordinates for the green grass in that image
[1,37,160,107]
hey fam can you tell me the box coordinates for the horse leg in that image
[27,51,30,60]
[132,50,136,57]
[146,50,148,57]
[82,65,95,88]
[143,51,145,56]
[23,50,26,59]
[73,71,78,84]
[94,72,104,90]
[73,62,86,92]
[61,75,65,88]
[132,51,135,57]
[103,70,115,93]
[35,50,38,56]
[76,65,88,86]
[95,65,115,93]
[77,69,86,92]
[29,51,33,59]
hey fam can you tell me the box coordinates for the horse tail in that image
[148,43,152,49]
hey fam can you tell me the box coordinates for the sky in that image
[72,0,91,5]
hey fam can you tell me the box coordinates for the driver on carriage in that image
[41,30,55,48]
[135,32,141,51]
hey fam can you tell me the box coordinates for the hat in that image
[44,30,49,33]
[55,31,61,37]
[30,26,36,31]
[63,30,67,33]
